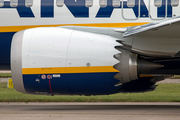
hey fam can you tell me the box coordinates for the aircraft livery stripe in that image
[0,22,149,32]
[22,66,119,75]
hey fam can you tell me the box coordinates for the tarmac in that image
[0,71,11,73]
[0,102,180,120]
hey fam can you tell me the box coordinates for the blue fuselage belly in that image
[23,72,120,95]
[0,32,15,69]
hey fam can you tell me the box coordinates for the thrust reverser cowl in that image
[113,48,139,86]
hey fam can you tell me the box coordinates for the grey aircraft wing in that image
[115,16,180,38]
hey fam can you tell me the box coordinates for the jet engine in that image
[11,27,164,95]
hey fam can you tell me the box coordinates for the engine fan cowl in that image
[11,27,121,95]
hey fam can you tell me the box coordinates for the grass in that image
[0,73,11,78]
[172,75,180,79]
[0,83,180,102]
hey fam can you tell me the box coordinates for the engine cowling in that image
[11,27,121,95]
[11,27,163,95]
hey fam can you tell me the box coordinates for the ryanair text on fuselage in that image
[0,0,174,18]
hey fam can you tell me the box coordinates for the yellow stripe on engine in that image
[0,22,149,32]
[22,66,119,75]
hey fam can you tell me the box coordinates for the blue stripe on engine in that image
[23,72,121,95]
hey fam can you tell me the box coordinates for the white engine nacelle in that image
[11,27,122,95]
[11,27,162,95]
